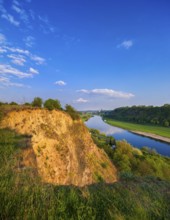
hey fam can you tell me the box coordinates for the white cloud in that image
[29,67,39,74]
[0,76,25,87]
[23,36,35,47]
[5,46,30,55]
[30,55,45,65]
[38,15,55,34]
[12,1,29,25]
[78,89,134,99]
[1,13,20,26]
[54,80,67,86]
[0,64,32,78]
[75,98,88,103]
[13,0,20,6]
[12,4,22,13]
[0,33,6,44]
[118,40,133,49]
[0,47,7,53]
[4,46,45,65]
[7,54,26,66]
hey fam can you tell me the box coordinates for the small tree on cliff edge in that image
[44,99,61,110]
[32,97,43,108]
[65,104,80,120]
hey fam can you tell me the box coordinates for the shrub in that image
[44,99,61,110]
[65,104,80,120]
[32,97,43,108]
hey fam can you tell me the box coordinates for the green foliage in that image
[65,104,80,120]
[23,102,31,106]
[9,101,18,105]
[90,129,170,181]
[104,104,170,127]
[80,112,92,122]
[32,97,43,108]
[115,140,170,180]
[44,98,61,110]
[0,128,170,219]
[104,118,170,138]
[90,129,115,159]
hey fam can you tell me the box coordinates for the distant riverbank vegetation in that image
[104,105,170,127]
[104,118,170,139]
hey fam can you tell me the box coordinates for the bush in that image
[65,104,80,120]
[32,97,43,108]
[44,99,61,110]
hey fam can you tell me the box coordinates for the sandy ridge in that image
[131,131,170,144]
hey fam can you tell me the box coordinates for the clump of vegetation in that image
[90,129,115,159]
[32,97,43,107]
[65,104,80,120]
[79,112,92,122]
[44,98,62,110]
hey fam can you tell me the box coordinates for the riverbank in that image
[104,118,170,141]
[131,131,170,144]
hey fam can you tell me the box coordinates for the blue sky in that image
[0,0,170,110]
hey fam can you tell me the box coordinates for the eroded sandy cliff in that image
[1,109,117,186]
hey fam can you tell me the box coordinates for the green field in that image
[104,118,170,138]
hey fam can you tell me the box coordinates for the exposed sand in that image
[131,131,170,144]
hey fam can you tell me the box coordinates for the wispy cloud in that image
[75,98,88,103]
[54,80,67,86]
[5,46,30,55]
[4,46,45,65]
[0,33,6,44]
[0,64,32,78]
[29,67,39,74]
[117,40,133,49]
[30,55,45,65]
[12,0,20,6]
[0,47,7,53]
[7,54,26,66]
[0,1,20,26]
[23,36,35,47]
[1,13,20,26]
[38,15,55,34]
[12,4,22,14]
[12,0,30,25]
[0,76,26,87]
[78,89,134,99]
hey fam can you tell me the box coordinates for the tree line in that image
[104,104,170,127]
[0,97,80,120]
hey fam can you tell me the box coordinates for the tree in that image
[32,97,43,108]
[44,99,61,110]
[9,102,18,105]
[65,104,80,120]
[164,120,169,127]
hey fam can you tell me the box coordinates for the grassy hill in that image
[0,128,170,219]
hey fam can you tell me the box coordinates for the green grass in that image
[104,118,170,138]
[80,113,93,122]
[0,128,170,219]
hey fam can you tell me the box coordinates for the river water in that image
[85,116,170,157]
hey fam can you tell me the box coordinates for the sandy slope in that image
[1,109,117,186]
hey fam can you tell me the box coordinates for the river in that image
[85,116,170,157]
